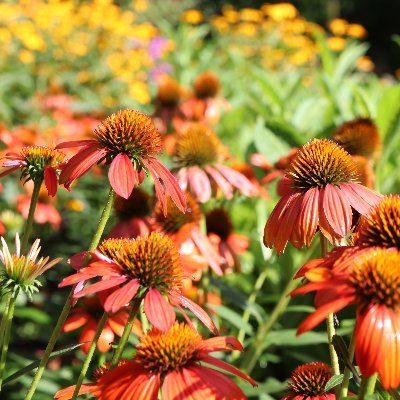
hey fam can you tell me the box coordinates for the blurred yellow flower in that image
[236,23,258,37]
[262,3,298,21]
[222,7,240,24]
[356,56,374,72]
[327,36,347,51]
[64,199,85,212]
[18,49,35,64]
[181,9,204,24]
[347,23,367,39]
[328,18,348,36]
[129,81,151,104]
[133,0,148,12]
[240,8,263,23]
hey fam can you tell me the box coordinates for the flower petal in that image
[103,279,140,313]
[73,276,128,298]
[340,182,383,215]
[108,153,136,199]
[201,336,243,352]
[56,139,98,149]
[205,166,233,199]
[44,166,58,196]
[144,288,175,331]
[216,164,255,197]
[187,166,212,203]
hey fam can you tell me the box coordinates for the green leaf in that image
[333,42,368,83]
[325,374,344,391]
[3,343,84,387]
[212,305,253,334]
[266,329,328,346]
[376,84,400,140]
[14,307,51,324]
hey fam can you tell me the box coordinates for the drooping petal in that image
[321,184,352,238]
[56,139,98,149]
[73,276,128,298]
[146,157,186,213]
[0,165,20,178]
[187,166,212,203]
[142,158,167,215]
[97,325,115,353]
[201,336,243,352]
[103,279,140,313]
[216,164,255,197]
[108,153,136,199]
[144,288,175,331]
[44,166,58,196]
[169,290,218,335]
[59,144,107,189]
[205,166,233,199]
[201,355,257,386]
[63,310,90,332]
[54,383,96,400]
[162,370,193,400]
[318,188,342,245]
[340,182,383,215]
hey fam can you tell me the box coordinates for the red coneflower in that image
[206,208,249,273]
[152,193,223,276]
[281,362,335,400]
[108,188,152,238]
[264,139,381,253]
[55,323,257,400]
[63,292,142,353]
[59,233,217,334]
[174,123,254,203]
[56,109,186,214]
[294,248,400,389]
[0,146,65,196]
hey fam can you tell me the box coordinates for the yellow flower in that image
[262,3,298,21]
[129,81,151,104]
[64,199,85,212]
[181,9,204,24]
[236,22,258,37]
[18,49,34,64]
[356,56,374,72]
[240,8,263,23]
[347,23,367,39]
[222,7,240,24]
[328,18,348,36]
[327,36,347,51]
[133,0,148,12]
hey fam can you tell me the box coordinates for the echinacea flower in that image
[0,234,61,298]
[264,139,381,253]
[332,118,381,161]
[63,292,142,353]
[108,188,152,238]
[281,362,335,400]
[59,233,217,333]
[152,193,223,276]
[206,208,249,273]
[56,109,186,214]
[174,123,254,203]
[193,71,220,99]
[55,323,257,400]
[293,248,400,389]
[0,146,66,196]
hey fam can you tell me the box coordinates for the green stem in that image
[358,373,378,399]
[24,188,115,400]
[109,298,142,369]
[0,292,18,390]
[339,334,355,399]
[320,234,340,377]
[71,312,109,400]
[0,294,12,346]
[21,180,42,253]
[232,267,269,361]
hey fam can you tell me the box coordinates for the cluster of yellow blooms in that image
[182,3,372,71]
[0,0,167,105]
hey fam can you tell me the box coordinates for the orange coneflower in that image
[63,292,142,353]
[173,123,254,203]
[194,71,220,99]
[0,146,66,196]
[108,188,152,238]
[263,139,381,253]
[206,208,249,273]
[55,323,257,400]
[332,118,382,161]
[0,234,61,298]
[281,362,335,400]
[151,193,223,276]
[59,233,217,334]
[293,248,400,389]
[56,109,186,214]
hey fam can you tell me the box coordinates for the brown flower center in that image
[157,77,182,107]
[287,139,358,191]
[94,109,162,159]
[288,362,332,396]
[135,323,202,373]
[101,233,183,293]
[355,195,400,249]
[206,208,233,240]
[350,248,400,310]
[332,118,381,160]
[194,72,220,99]
[113,188,151,219]
[174,123,222,167]
[154,194,201,234]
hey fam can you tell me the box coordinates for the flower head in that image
[0,234,61,298]
[294,248,400,389]
[59,232,217,333]
[282,362,335,400]
[57,109,186,214]
[194,72,220,99]
[156,77,182,108]
[174,123,255,202]
[0,146,66,196]
[264,139,381,253]
[332,118,381,161]
[56,323,256,400]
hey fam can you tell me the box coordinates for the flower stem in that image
[71,312,109,400]
[21,180,42,253]
[358,373,377,399]
[320,234,340,376]
[109,297,142,369]
[0,291,18,390]
[24,188,115,400]
[339,334,355,399]
[0,294,12,346]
